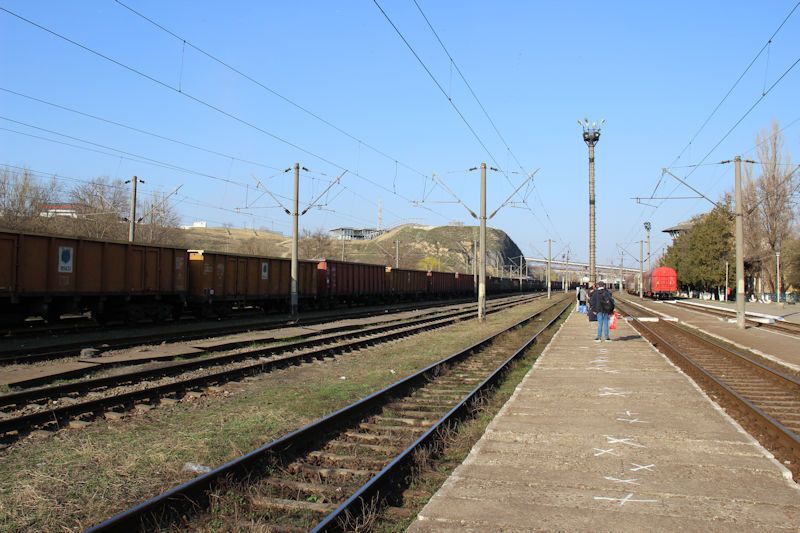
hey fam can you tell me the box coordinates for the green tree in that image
[662,203,734,291]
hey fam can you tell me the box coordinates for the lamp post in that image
[579,118,604,285]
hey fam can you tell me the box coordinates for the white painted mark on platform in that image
[599,387,629,397]
[630,463,655,472]
[617,416,647,423]
[605,435,646,448]
[591,358,609,364]
[593,448,620,457]
[603,476,640,485]
[594,493,657,506]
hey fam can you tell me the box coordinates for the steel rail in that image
[1,292,534,364]
[0,296,534,405]
[313,299,572,532]
[0,296,535,438]
[83,298,570,532]
[618,300,800,466]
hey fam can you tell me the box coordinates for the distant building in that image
[329,227,386,241]
[662,219,694,238]
[181,220,208,229]
[39,203,79,218]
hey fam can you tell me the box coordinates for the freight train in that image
[627,266,678,299]
[0,230,542,325]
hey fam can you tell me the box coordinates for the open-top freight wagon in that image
[0,230,187,325]
[0,228,542,325]
[187,250,317,317]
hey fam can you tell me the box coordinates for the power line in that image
[410,0,562,242]
[111,0,433,183]
[0,87,282,171]
[0,162,289,228]
[0,6,443,221]
[626,2,800,243]
[371,0,501,169]
[664,0,800,173]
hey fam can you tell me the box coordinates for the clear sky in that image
[1,1,798,268]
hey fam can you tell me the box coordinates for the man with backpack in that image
[589,281,615,341]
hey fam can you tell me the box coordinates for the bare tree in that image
[69,176,129,240]
[742,121,797,293]
[299,227,334,259]
[0,167,61,231]
[137,190,182,245]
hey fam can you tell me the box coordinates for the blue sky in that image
[1,1,798,267]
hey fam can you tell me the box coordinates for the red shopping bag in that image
[609,312,618,330]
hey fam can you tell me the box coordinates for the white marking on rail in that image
[605,436,646,448]
[630,463,656,472]
[603,476,640,486]
[593,448,620,457]
[594,493,656,506]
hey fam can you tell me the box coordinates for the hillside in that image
[178,224,524,275]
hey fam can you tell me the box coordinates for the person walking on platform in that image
[578,284,588,313]
[590,281,615,341]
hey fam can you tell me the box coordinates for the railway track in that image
[83,297,571,532]
[666,300,800,337]
[0,294,539,443]
[0,294,525,365]
[618,298,800,478]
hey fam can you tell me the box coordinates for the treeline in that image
[661,121,799,296]
[0,168,182,246]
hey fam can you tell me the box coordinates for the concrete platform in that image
[680,298,800,325]
[79,344,204,365]
[407,310,800,532]
[625,297,800,371]
[0,361,99,387]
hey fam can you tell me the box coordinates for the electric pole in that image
[725,261,729,302]
[619,252,624,293]
[546,239,552,299]
[290,163,300,318]
[777,250,782,308]
[639,240,644,299]
[478,162,487,321]
[126,176,140,243]
[644,222,652,293]
[519,256,523,292]
[395,238,400,269]
[734,156,745,329]
[473,238,477,296]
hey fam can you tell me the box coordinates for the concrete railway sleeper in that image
[0,295,539,443]
[618,299,800,479]
[83,298,571,532]
[0,293,536,364]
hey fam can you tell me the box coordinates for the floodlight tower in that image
[579,118,604,284]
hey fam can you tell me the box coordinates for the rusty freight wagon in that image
[385,266,428,300]
[427,270,457,296]
[454,272,474,295]
[187,250,317,316]
[0,230,187,324]
[317,260,387,303]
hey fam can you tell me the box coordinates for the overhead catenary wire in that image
[0,6,446,222]
[111,0,433,184]
[410,0,563,242]
[0,87,283,171]
[0,163,289,228]
[624,1,800,244]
